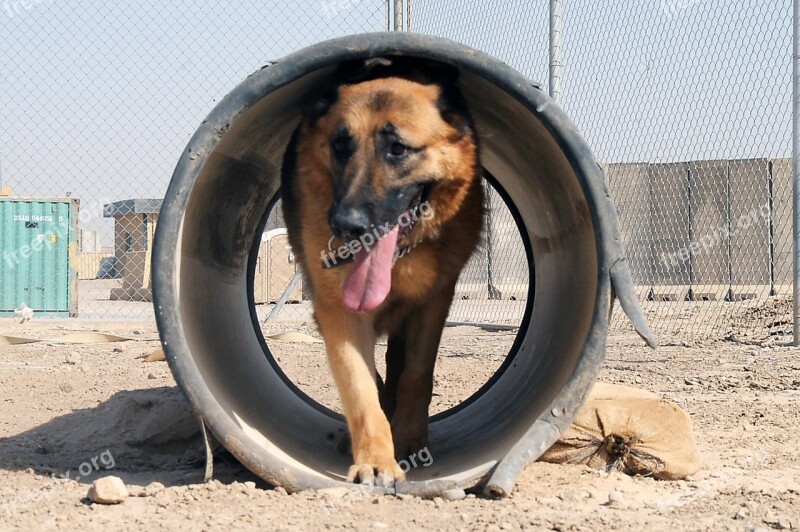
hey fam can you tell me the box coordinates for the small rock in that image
[442,488,466,501]
[132,330,143,335]
[59,382,73,393]
[634,375,643,384]
[274,486,288,496]
[500,523,514,530]
[373,523,388,529]
[735,507,751,520]
[144,481,165,497]
[776,518,794,530]
[64,352,81,365]
[244,481,256,490]
[24,468,35,475]
[608,490,625,505]
[433,496,444,508]
[87,476,128,504]
[147,373,157,380]
[318,487,350,499]
[112,346,125,353]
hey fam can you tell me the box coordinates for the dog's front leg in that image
[389,283,456,460]
[316,307,405,486]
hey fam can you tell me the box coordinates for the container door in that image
[0,201,71,315]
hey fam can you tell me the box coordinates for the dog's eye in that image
[331,138,351,159]
[388,142,409,158]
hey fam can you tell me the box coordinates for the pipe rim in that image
[153,32,614,494]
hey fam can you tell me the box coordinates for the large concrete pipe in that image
[152,32,655,498]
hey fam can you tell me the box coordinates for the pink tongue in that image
[342,226,399,312]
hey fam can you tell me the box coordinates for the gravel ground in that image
[0,318,798,531]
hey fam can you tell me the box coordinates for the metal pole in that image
[549,0,563,103]
[264,270,302,325]
[406,0,412,31]
[394,0,403,31]
[793,0,800,344]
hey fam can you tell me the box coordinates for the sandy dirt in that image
[0,317,798,531]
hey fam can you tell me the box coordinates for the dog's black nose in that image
[329,207,370,242]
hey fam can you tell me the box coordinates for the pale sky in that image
[0,0,792,244]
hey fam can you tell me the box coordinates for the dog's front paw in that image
[392,418,430,462]
[346,459,405,487]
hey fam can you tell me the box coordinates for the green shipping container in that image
[0,198,78,317]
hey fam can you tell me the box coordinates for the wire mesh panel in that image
[0,0,387,320]
[409,0,550,85]
[2,1,794,341]
[560,0,793,341]
[447,181,529,327]
[413,0,793,341]
[409,1,546,328]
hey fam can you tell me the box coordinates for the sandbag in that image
[540,383,702,480]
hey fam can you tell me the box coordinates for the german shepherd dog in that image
[281,58,483,486]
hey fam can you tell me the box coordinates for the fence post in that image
[549,0,563,103]
[794,0,800,344]
[394,0,403,31]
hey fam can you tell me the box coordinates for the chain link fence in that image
[1,0,795,342]
[561,0,793,342]
[0,0,387,321]
[413,0,794,342]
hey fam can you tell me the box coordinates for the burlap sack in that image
[539,383,701,480]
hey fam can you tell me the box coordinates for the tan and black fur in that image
[281,58,483,486]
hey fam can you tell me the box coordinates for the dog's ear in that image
[338,57,394,82]
[422,64,473,138]
[407,59,461,87]
[308,58,394,123]
[436,76,474,137]
[326,57,473,135]
[308,85,339,125]
[335,57,461,87]
[353,58,470,135]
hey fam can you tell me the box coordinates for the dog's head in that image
[302,58,479,245]
[297,58,481,312]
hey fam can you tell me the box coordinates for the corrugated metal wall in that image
[605,158,788,301]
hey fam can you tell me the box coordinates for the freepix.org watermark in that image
[660,0,704,18]
[320,200,434,269]
[58,449,116,482]
[2,198,109,271]
[320,0,366,18]
[660,202,770,268]
[2,0,50,19]
[397,446,433,473]
[1,450,115,516]
[320,447,434,514]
